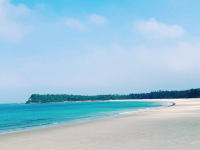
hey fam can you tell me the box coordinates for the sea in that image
[0,101,173,134]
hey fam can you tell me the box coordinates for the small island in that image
[26,88,200,104]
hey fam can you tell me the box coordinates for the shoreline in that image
[0,100,173,135]
[1,99,200,150]
[26,98,180,104]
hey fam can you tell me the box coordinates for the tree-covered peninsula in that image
[26,88,200,104]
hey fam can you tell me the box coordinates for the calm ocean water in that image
[0,101,172,134]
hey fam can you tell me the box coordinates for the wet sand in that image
[1,99,200,150]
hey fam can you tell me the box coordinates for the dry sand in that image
[1,99,200,150]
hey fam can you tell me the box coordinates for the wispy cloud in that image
[88,14,107,25]
[135,18,185,38]
[1,42,200,91]
[65,18,86,31]
[0,0,32,40]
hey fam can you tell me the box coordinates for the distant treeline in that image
[26,88,200,104]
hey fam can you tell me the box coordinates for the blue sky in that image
[1,0,200,103]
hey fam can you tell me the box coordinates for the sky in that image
[1,0,200,103]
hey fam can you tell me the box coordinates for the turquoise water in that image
[0,101,172,134]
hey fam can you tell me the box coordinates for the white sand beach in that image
[1,99,200,150]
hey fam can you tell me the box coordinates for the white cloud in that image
[65,18,85,31]
[2,42,200,91]
[135,18,185,38]
[0,0,32,40]
[162,42,200,72]
[88,14,107,25]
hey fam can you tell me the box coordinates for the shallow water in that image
[0,101,171,134]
